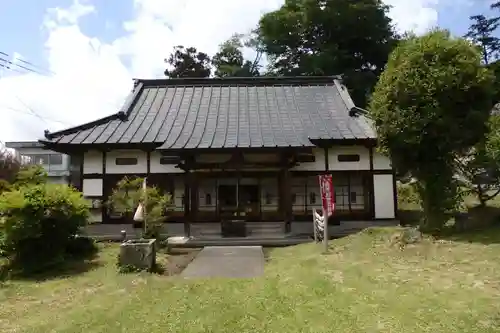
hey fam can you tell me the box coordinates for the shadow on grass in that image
[399,205,500,245]
[157,247,200,276]
[438,225,500,245]
[398,209,423,227]
[432,206,500,245]
[262,248,273,262]
[5,258,103,282]
[440,227,500,245]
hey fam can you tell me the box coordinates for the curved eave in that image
[38,140,160,154]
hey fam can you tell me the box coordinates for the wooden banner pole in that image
[323,208,328,253]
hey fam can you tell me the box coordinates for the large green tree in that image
[164,45,211,78]
[369,30,495,231]
[256,0,398,107]
[212,33,262,78]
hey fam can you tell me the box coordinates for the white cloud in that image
[385,0,439,34]
[0,0,442,142]
[43,0,95,29]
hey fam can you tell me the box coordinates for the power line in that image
[0,104,72,125]
[0,52,123,108]
[0,51,53,76]
[13,95,49,127]
[0,57,47,76]
[0,62,24,75]
[0,56,73,128]
[0,51,127,129]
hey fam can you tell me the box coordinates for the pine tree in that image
[466,14,500,64]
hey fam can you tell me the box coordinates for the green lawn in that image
[2,227,500,332]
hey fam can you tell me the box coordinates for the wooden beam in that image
[176,160,295,171]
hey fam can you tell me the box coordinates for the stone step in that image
[246,222,285,236]
[170,237,312,248]
[190,223,221,237]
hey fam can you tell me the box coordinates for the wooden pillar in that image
[101,151,107,224]
[190,173,198,222]
[368,145,376,219]
[183,172,191,236]
[282,167,292,233]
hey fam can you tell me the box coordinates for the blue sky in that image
[0,0,497,142]
[0,0,496,72]
[0,0,134,71]
[438,0,499,36]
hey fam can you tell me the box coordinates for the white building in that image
[5,141,71,184]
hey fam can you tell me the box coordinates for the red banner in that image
[319,174,335,217]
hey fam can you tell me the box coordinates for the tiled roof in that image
[40,76,376,150]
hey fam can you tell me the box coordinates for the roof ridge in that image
[135,75,342,87]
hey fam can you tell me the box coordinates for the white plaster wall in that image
[81,147,392,175]
[373,174,395,219]
[373,151,392,170]
[292,146,371,171]
[150,151,183,173]
[83,151,103,174]
[83,178,103,196]
[106,150,147,174]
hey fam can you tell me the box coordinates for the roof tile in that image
[42,76,376,149]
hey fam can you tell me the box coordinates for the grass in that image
[2,228,500,333]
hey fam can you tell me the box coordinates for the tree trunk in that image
[420,201,447,234]
[418,181,449,233]
[477,185,487,207]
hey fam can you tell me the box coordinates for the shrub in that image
[107,176,172,239]
[397,182,420,208]
[0,183,90,273]
[13,165,47,188]
[65,235,98,260]
[0,147,20,184]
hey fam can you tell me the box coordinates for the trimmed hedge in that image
[0,183,91,273]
